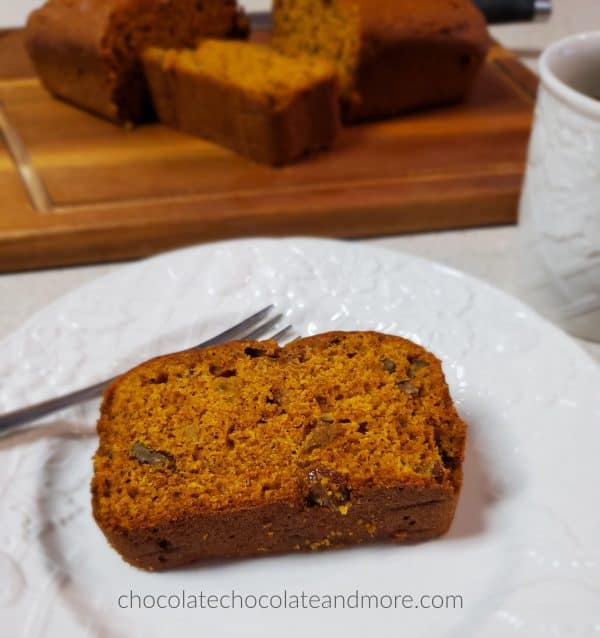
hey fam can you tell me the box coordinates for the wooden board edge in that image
[0,189,519,272]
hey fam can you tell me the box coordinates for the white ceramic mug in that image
[519,32,600,342]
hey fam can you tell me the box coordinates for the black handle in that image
[474,0,552,24]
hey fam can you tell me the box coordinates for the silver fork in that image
[0,305,292,434]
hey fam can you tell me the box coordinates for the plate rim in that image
[1,236,597,371]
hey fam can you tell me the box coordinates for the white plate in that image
[1,238,599,638]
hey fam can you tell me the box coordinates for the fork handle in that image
[0,378,112,432]
[0,304,279,434]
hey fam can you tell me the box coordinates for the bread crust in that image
[346,0,489,122]
[342,0,488,44]
[92,331,466,570]
[347,36,489,122]
[100,486,457,570]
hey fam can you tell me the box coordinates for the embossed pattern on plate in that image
[0,238,599,638]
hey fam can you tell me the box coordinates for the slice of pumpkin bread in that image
[92,331,466,570]
[142,40,340,165]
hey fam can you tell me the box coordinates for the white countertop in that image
[1,0,599,364]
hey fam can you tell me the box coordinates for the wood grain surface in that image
[0,29,537,272]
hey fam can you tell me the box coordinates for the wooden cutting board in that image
[0,29,536,272]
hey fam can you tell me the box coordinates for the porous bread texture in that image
[142,40,340,165]
[92,331,466,570]
[273,0,361,98]
[25,0,249,123]
[272,0,490,123]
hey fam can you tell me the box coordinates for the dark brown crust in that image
[96,485,457,571]
[345,0,490,122]
[142,51,341,166]
[92,331,466,571]
[346,36,489,123]
[25,1,118,120]
[343,0,488,45]
[24,0,249,123]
